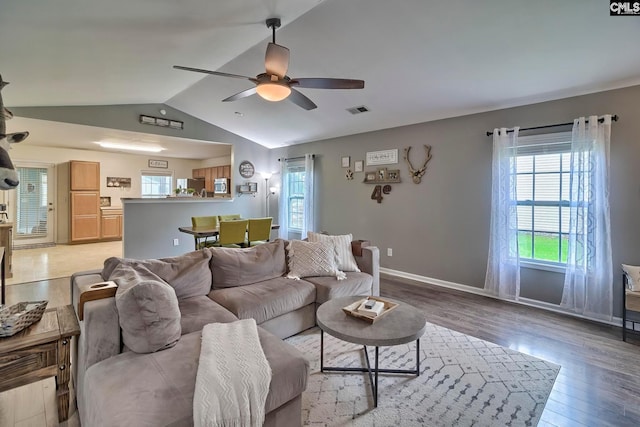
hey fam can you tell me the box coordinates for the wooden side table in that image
[0,305,80,422]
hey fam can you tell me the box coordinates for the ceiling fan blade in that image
[222,87,258,102]
[173,65,256,82]
[288,88,317,110]
[291,78,365,89]
[265,43,289,78]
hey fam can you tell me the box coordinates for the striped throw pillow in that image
[308,232,360,272]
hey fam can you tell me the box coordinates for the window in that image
[515,132,571,266]
[141,171,173,198]
[286,164,305,231]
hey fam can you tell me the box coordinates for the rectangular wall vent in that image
[346,105,370,115]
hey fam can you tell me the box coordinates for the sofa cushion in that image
[622,264,640,291]
[305,272,374,304]
[178,296,239,335]
[82,328,309,427]
[110,264,181,354]
[308,231,360,272]
[208,277,316,324]
[103,250,213,299]
[286,240,345,280]
[209,239,286,289]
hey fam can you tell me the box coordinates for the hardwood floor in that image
[380,275,640,427]
[2,264,639,426]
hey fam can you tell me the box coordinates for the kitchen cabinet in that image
[70,161,100,191]
[192,164,231,194]
[193,168,206,179]
[205,167,214,192]
[0,223,13,278]
[70,191,100,242]
[101,208,123,240]
[70,160,101,243]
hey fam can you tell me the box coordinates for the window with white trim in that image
[515,132,571,266]
[141,171,173,198]
[286,163,305,231]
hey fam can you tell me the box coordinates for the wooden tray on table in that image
[342,296,398,324]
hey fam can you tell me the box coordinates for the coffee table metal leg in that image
[320,329,324,372]
[320,336,420,408]
[375,346,379,407]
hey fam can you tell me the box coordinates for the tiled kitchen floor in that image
[7,241,122,286]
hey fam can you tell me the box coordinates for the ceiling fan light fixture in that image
[256,82,291,102]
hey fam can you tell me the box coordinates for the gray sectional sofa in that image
[70,238,379,426]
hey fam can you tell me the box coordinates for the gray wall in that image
[270,85,640,317]
[122,198,272,259]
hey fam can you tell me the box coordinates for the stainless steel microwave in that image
[214,178,229,194]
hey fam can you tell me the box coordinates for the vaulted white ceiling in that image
[2,0,640,152]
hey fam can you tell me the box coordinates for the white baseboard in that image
[380,267,622,328]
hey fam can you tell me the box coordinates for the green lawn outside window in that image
[518,231,568,264]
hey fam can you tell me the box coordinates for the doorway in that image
[9,163,56,248]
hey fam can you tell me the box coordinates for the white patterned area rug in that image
[285,325,560,427]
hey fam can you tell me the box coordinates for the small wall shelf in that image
[106,177,131,188]
[363,168,401,184]
[237,182,258,196]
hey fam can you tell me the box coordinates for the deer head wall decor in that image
[0,74,29,190]
[403,145,432,184]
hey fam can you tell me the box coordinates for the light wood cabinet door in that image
[70,192,100,242]
[222,165,231,178]
[204,167,214,192]
[101,215,121,239]
[192,168,206,179]
[70,161,100,191]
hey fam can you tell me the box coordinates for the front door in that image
[9,163,55,247]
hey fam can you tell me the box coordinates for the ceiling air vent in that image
[346,105,370,115]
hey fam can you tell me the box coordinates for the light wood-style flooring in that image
[382,276,640,427]
[2,245,639,426]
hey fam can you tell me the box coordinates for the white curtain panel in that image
[301,153,315,237]
[485,127,521,300]
[561,115,613,320]
[278,159,289,239]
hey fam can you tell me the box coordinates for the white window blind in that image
[16,167,48,237]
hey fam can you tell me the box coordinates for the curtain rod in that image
[277,154,315,162]
[485,115,618,137]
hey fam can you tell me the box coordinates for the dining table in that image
[178,223,280,250]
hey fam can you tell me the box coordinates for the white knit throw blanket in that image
[194,319,272,427]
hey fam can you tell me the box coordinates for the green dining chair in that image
[212,220,248,248]
[247,217,273,246]
[191,216,218,249]
[218,214,242,222]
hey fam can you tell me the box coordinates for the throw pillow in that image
[308,231,360,272]
[209,239,287,289]
[110,263,181,353]
[286,240,346,280]
[102,250,213,299]
[622,264,640,291]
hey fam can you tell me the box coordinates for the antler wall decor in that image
[0,74,29,190]
[403,145,432,184]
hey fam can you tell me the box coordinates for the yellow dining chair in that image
[191,216,218,248]
[213,220,248,248]
[218,214,242,222]
[247,217,273,246]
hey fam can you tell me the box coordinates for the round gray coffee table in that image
[316,295,427,407]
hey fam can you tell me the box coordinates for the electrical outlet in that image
[173,238,179,246]
[387,248,393,257]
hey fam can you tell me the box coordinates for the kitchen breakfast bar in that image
[121,197,267,260]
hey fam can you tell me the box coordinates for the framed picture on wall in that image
[355,160,364,172]
[341,156,351,168]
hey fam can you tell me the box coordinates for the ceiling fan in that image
[173,18,365,111]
